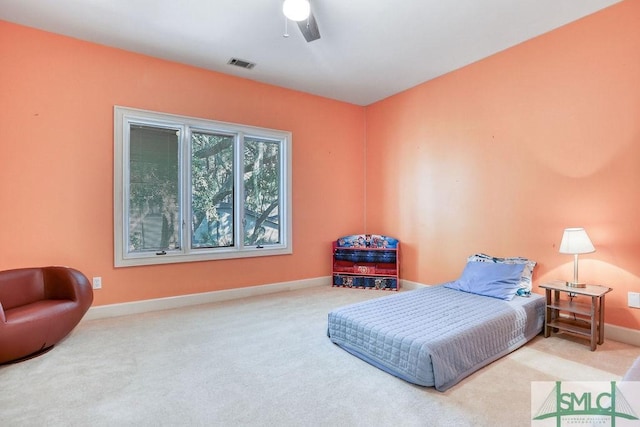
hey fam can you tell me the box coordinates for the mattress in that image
[327,284,544,391]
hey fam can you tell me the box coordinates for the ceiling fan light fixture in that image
[283,0,310,22]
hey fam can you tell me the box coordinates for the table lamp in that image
[559,227,595,288]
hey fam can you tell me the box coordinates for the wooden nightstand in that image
[539,281,612,351]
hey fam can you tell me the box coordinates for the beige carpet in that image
[1,285,638,427]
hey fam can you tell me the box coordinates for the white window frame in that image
[114,106,292,267]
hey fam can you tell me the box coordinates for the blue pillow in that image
[445,261,525,300]
[467,253,536,292]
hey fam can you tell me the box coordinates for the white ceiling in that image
[0,0,621,106]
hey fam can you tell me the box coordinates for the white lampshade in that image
[283,0,310,21]
[559,228,595,255]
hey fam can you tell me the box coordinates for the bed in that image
[327,254,545,391]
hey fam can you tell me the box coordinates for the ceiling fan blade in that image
[297,12,320,42]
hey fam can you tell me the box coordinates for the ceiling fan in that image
[283,0,321,42]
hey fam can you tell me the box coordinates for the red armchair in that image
[0,266,93,364]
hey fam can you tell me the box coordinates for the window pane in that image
[191,131,235,248]
[243,137,281,246]
[128,125,180,253]
[115,106,291,267]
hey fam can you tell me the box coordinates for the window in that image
[114,106,292,267]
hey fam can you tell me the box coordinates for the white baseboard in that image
[400,279,427,290]
[83,277,640,347]
[84,276,330,321]
[605,324,640,347]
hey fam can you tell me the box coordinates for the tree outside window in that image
[114,107,291,267]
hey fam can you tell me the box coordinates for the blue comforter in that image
[327,284,544,391]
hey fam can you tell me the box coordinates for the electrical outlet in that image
[628,292,640,308]
[92,277,102,290]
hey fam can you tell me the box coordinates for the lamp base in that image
[566,281,586,288]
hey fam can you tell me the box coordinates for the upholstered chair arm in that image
[42,267,93,309]
[0,301,5,323]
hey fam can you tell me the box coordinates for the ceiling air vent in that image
[228,58,256,70]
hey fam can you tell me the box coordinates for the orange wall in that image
[0,21,366,306]
[365,0,640,329]
[1,2,639,331]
